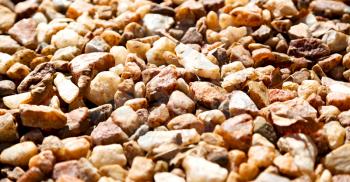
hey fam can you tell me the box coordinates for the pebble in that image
[198,110,226,131]
[0,5,16,32]
[217,114,253,150]
[0,113,18,143]
[287,38,330,59]
[0,35,21,54]
[288,23,311,39]
[137,129,200,153]
[28,150,56,174]
[54,72,79,104]
[325,143,350,174]
[8,18,37,49]
[0,80,16,96]
[51,28,87,49]
[127,156,155,182]
[167,90,195,116]
[147,104,170,128]
[143,14,174,34]
[264,0,298,18]
[91,120,128,145]
[175,43,220,79]
[0,52,14,74]
[154,172,185,182]
[3,92,33,109]
[229,90,258,116]
[146,37,176,66]
[248,145,275,168]
[167,113,204,133]
[182,156,228,182]
[322,30,348,52]
[189,81,227,109]
[85,36,111,53]
[323,121,345,150]
[59,137,91,161]
[20,104,67,129]
[111,105,142,136]
[89,144,126,169]
[86,71,121,105]
[99,164,128,181]
[0,141,38,167]
[6,63,30,80]
[230,4,263,27]
[222,68,257,92]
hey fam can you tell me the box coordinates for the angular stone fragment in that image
[230,4,263,27]
[146,37,176,66]
[222,68,257,92]
[28,150,55,174]
[167,90,195,116]
[167,114,204,133]
[288,23,311,39]
[52,46,81,62]
[189,81,227,109]
[14,0,38,19]
[324,121,345,150]
[0,35,21,54]
[182,156,228,182]
[0,52,14,74]
[89,144,126,168]
[88,104,113,125]
[146,65,179,101]
[218,114,253,150]
[127,157,155,182]
[287,38,330,59]
[20,104,67,129]
[0,141,38,167]
[6,63,30,80]
[264,0,298,18]
[111,105,142,136]
[0,80,16,96]
[91,120,128,145]
[66,0,94,19]
[3,92,32,109]
[54,73,79,104]
[58,137,91,161]
[255,172,290,182]
[51,29,87,49]
[99,164,128,181]
[147,104,170,128]
[175,43,220,79]
[277,133,317,174]
[137,129,200,153]
[143,14,174,34]
[0,5,16,32]
[154,172,185,182]
[247,81,269,109]
[86,71,121,105]
[8,18,37,49]
[310,0,350,17]
[53,158,100,182]
[0,113,18,142]
[58,107,89,138]
[229,90,258,116]
[322,30,348,52]
[325,144,350,174]
[69,52,115,87]
[85,36,111,53]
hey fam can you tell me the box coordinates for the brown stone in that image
[167,90,195,116]
[287,38,330,59]
[0,35,21,54]
[167,113,204,133]
[8,18,37,49]
[0,5,16,32]
[91,120,128,145]
[189,81,227,109]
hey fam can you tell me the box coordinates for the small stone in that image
[277,133,317,173]
[88,104,113,126]
[0,113,18,143]
[17,167,44,182]
[248,81,269,109]
[20,129,43,144]
[310,0,350,17]
[0,80,16,96]
[58,107,89,138]
[58,137,91,161]
[89,144,126,169]
[218,114,253,150]
[85,36,111,53]
[322,30,348,52]
[287,38,330,59]
[99,165,128,181]
[54,72,80,104]
[0,141,38,167]
[0,5,16,32]
[146,37,176,66]
[8,18,37,49]
[181,27,203,45]
[51,28,87,50]
[190,81,227,109]
[111,105,142,136]
[175,43,220,79]
[28,150,56,174]
[167,91,195,116]
[319,105,340,123]
[6,63,30,80]
[0,52,14,74]
[222,68,257,92]
[268,89,296,103]
[14,0,38,19]
[323,121,345,150]
[229,90,258,116]
[91,120,128,145]
[288,23,311,39]
[20,104,67,129]
[333,175,350,182]
[154,172,185,182]
[167,113,204,133]
[248,145,275,168]
[227,45,254,67]
[147,104,170,128]
[86,71,121,105]
[0,35,21,54]
[124,98,148,111]
[252,25,272,42]
[198,110,226,132]
[264,0,298,18]
[127,157,155,182]
[230,4,263,27]
[273,153,301,177]
[53,158,100,182]
[143,14,174,34]
[146,65,179,101]
[66,0,94,19]
[238,162,259,181]
[52,46,81,62]
[255,172,290,182]
[182,156,228,182]
[253,116,277,143]
[3,92,32,109]
[326,92,350,111]
[325,143,350,174]
[137,129,200,153]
